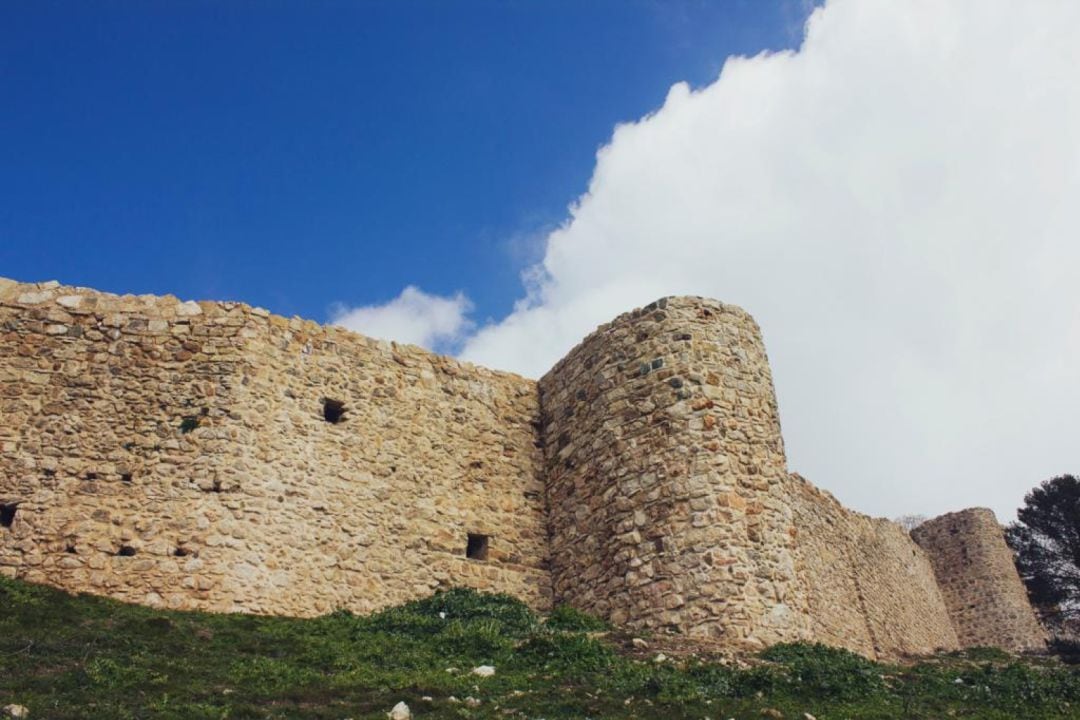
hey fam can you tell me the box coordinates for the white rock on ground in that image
[387,701,410,720]
[471,664,496,677]
[2,706,29,719]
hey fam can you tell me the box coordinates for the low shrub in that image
[544,604,610,632]
[514,631,616,672]
[760,642,886,701]
[1050,636,1080,665]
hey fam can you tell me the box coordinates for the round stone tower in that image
[911,508,1047,652]
[537,297,809,647]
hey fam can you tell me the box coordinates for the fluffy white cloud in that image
[331,286,472,352]
[454,0,1080,521]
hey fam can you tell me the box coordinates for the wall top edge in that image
[0,276,536,386]
[914,507,1001,531]
[537,295,758,386]
[2,277,756,389]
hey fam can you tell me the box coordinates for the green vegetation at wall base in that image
[2,577,1078,719]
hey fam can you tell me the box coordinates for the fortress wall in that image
[0,279,550,615]
[1,277,1049,658]
[538,297,809,648]
[784,475,959,659]
[912,509,1046,652]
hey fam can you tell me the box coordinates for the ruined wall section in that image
[538,297,809,648]
[912,509,1046,652]
[1,277,1050,658]
[230,304,550,614]
[784,475,959,659]
[0,278,550,615]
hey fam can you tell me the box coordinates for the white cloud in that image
[452,0,1080,521]
[331,286,472,353]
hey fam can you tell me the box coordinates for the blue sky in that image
[1,0,810,323]
[3,1,1077,521]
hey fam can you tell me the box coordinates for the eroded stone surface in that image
[912,508,1047,651]
[0,278,1046,657]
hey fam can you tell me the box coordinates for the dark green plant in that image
[4,576,1080,720]
[760,642,887,701]
[513,631,616,672]
[544,604,609,632]
[1005,474,1080,623]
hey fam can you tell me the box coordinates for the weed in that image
[2,576,1079,719]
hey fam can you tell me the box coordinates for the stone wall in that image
[0,278,550,615]
[538,298,807,649]
[785,475,959,658]
[912,509,1047,652]
[0,277,1048,657]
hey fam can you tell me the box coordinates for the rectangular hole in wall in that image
[323,398,346,423]
[466,533,489,561]
[0,503,17,528]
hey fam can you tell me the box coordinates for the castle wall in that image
[785,475,959,658]
[0,278,1049,658]
[537,297,808,648]
[912,509,1046,652]
[0,279,549,615]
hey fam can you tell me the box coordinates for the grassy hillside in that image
[1,576,1079,719]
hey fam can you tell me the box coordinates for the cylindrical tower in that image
[912,508,1047,651]
[538,297,809,647]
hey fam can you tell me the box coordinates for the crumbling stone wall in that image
[0,278,549,615]
[0,277,1049,657]
[912,509,1047,652]
[538,298,807,649]
[785,475,959,658]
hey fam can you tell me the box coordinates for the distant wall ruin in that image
[913,509,1047,652]
[0,277,1046,657]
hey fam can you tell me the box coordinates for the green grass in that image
[2,576,1079,719]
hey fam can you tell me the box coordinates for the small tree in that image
[1005,474,1080,627]
[895,514,927,532]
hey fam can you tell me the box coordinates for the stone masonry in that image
[912,509,1047,651]
[0,277,1047,658]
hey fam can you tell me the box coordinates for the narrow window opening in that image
[85,472,98,481]
[66,544,77,554]
[173,547,190,557]
[120,473,133,483]
[116,545,137,557]
[323,398,346,424]
[1,503,17,528]
[466,533,490,561]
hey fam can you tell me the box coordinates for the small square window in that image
[0,503,17,529]
[323,399,346,423]
[466,533,489,561]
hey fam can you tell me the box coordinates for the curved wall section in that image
[538,297,808,647]
[912,508,1046,652]
[785,475,959,658]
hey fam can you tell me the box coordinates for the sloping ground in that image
[1,576,1078,720]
